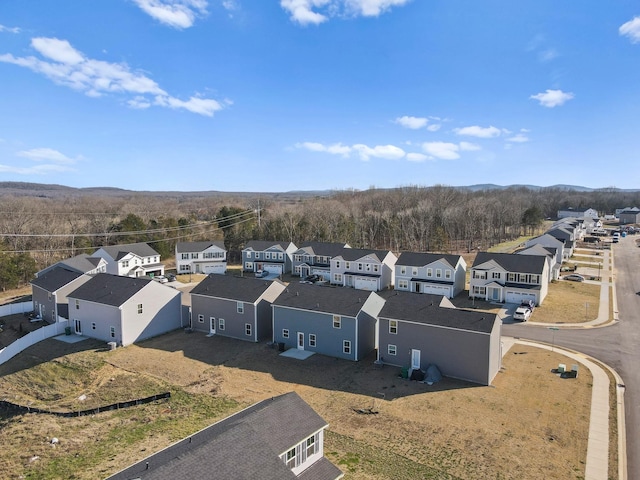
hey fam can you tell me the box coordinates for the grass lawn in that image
[533,281,601,324]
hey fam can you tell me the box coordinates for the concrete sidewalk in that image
[501,336,624,480]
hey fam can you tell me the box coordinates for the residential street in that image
[503,235,640,478]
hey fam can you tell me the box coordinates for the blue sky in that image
[1,1,639,192]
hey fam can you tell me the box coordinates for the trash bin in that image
[278,342,285,352]
[401,366,409,379]
[64,326,71,336]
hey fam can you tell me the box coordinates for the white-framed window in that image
[265,252,271,260]
[75,299,79,310]
[137,303,143,314]
[357,263,363,271]
[283,329,289,338]
[245,262,253,270]
[412,267,418,276]
[398,279,408,289]
[427,268,432,277]
[219,318,225,330]
[191,253,199,259]
[472,285,487,295]
[309,334,316,347]
[400,266,406,275]
[445,269,452,279]
[333,273,342,282]
[335,261,341,269]
[246,251,252,258]
[180,264,190,272]
[306,433,318,456]
[389,320,398,334]
[122,260,129,268]
[373,264,379,272]
[245,323,252,336]
[294,265,302,275]
[333,315,341,329]
[436,269,442,278]
[181,253,189,259]
[91,322,96,330]
[237,302,244,314]
[343,340,351,354]
[198,314,204,323]
[278,253,284,260]
[345,262,351,270]
[110,326,115,338]
[285,447,296,469]
[507,273,516,282]
[388,344,397,356]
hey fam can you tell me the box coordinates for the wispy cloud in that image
[406,152,429,162]
[454,125,501,138]
[0,37,226,116]
[0,24,21,34]
[395,115,428,129]
[530,89,574,107]
[620,16,640,44]
[2,147,80,175]
[421,142,460,160]
[132,0,208,29]
[459,141,481,151]
[527,34,559,63]
[506,133,529,143]
[17,147,79,164]
[0,163,74,175]
[296,141,406,161]
[281,0,412,26]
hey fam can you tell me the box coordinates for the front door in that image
[74,319,82,335]
[415,282,421,293]
[411,349,421,370]
[490,287,500,301]
[209,317,216,335]
[297,332,304,350]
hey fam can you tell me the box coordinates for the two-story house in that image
[557,207,598,220]
[36,253,108,278]
[93,243,164,278]
[291,241,351,280]
[175,241,227,275]
[470,252,549,306]
[106,391,343,480]
[516,244,559,281]
[329,248,397,291]
[242,240,298,275]
[545,227,576,258]
[394,252,466,298]
[525,233,566,263]
[30,267,93,323]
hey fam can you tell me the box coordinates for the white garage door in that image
[354,277,378,291]
[422,285,450,296]
[203,263,226,275]
[264,264,283,274]
[505,291,537,305]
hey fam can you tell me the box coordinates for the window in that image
[110,326,115,338]
[398,279,408,289]
[278,253,284,260]
[492,272,501,279]
[389,320,398,334]
[282,329,289,338]
[412,267,418,276]
[237,302,244,314]
[75,299,79,310]
[180,264,190,272]
[191,253,199,259]
[445,270,452,279]
[343,340,351,354]
[245,262,253,270]
[427,268,432,277]
[265,252,271,260]
[473,271,488,280]
[335,261,341,269]
[137,304,143,314]
[345,262,351,270]
[122,260,129,268]
[388,344,397,356]
[306,434,317,456]
[246,251,252,258]
[436,269,442,278]
[507,273,516,282]
[181,253,189,260]
[400,266,406,275]
[245,323,252,336]
[219,318,225,330]
[365,263,371,272]
[333,273,342,282]
[373,264,379,272]
[285,448,296,469]
[333,315,341,329]
[309,334,316,347]
[47,292,52,301]
[91,322,96,330]
[198,314,204,323]
[357,263,363,271]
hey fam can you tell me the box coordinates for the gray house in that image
[36,253,107,278]
[242,240,298,275]
[190,275,287,342]
[525,233,566,263]
[291,241,351,280]
[106,391,343,480]
[175,241,227,275]
[272,284,385,361]
[329,247,397,291]
[516,244,558,281]
[394,252,466,298]
[545,227,576,258]
[30,267,93,322]
[67,273,182,346]
[619,207,640,225]
[93,242,164,278]
[378,291,501,385]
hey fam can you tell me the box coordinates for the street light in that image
[548,327,559,352]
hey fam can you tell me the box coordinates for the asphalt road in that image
[503,235,640,478]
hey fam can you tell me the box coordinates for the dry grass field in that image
[0,330,593,479]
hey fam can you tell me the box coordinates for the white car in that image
[153,275,168,284]
[513,306,532,321]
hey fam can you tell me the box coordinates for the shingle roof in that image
[472,252,546,274]
[30,266,84,292]
[244,240,293,251]
[59,253,104,273]
[396,252,461,268]
[273,284,374,317]
[379,291,497,334]
[106,392,338,480]
[97,242,160,260]
[296,242,350,257]
[333,247,391,262]
[190,275,283,303]
[175,241,225,253]
[67,273,151,307]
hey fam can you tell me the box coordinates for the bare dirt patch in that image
[0,330,592,479]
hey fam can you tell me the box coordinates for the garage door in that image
[354,277,378,291]
[264,264,283,274]
[422,284,451,296]
[203,263,226,275]
[505,291,537,305]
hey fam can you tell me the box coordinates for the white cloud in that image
[352,144,405,161]
[0,24,21,34]
[538,48,558,62]
[454,125,501,138]
[406,152,429,162]
[620,16,640,43]
[281,0,411,25]
[0,163,74,175]
[459,141,481,151]
[17,147,77,164]
[506,133,529,143]
[421,142,459,160]
[132,0,208,29]
[0,37,225,117]
[296,142,352,156]
[426,123,441,132]
[530,89,574,107]
[395,115,428,129]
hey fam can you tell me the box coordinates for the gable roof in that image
[106,392,339,480]
[58,253,105,273]
[176,241,225,253]
[97,242,160,260]
[244,240,293,251]
[472,252,546,274]
[379,291,497,334]
[273,284,375,317]
[333,247,391,263]
[67,273,151,307]
[515,244,556,259]
[30,266,84,292]
[296,241,350,257]
[190,275,284,303]
[396,252,461,269]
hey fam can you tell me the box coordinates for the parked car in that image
[255,270,268,278]
[166,273,176,282]
[520,300,535,311]
[153,275,168,284]
[300,274,321,284]
[563,274,585,282]
[513,306,532,321]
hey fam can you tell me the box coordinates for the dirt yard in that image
[0,329,592,479]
